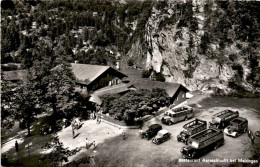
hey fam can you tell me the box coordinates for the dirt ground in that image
[57,93,260,167]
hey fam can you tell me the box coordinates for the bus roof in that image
[183,119,206,130]
[165,106,192,115]
[213,110,238,119]
[190,128,221,143]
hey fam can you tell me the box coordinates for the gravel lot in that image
[59,94,260,167]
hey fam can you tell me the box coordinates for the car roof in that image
[231,117,247,123]
[165,109,175,115]
[149,124,162,129]
[158,129,169,135]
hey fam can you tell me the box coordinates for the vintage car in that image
[143,124,162,140]
[161,116,173,125]
[224,117,248,137]
[152,129,171,145]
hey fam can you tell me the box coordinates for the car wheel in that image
[234,132,238,137]
[168,122,172,125]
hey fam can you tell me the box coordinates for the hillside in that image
[1,0,260,96]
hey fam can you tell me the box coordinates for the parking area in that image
[92,109,259,167]
[59,95,260,167]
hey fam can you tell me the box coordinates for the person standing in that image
[122,130,126,140]
[96,116,99,124]
[15,141,18,152]
[251,135,255,145]
[248,130,252,138]
[139,128,143,138]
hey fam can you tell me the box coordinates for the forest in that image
[1,0,260,166]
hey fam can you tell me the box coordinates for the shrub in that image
[100,89,169,125]
[142,70,150,78]
[155,73,165,82]
[229,54,237,62]
[232,63,244,78]
[127,58,134,66]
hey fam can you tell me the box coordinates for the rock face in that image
[126,1,259,96]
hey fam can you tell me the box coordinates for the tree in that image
[155,73,165,82]
[1,74,17,135]
[44,136,80,167]
[43,62,78,119]
[101,89,169,125]
[127,58,134,66]
[200,32,210,54]
[15,70,40,136]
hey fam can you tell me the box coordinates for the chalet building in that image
[71,63,127,92]
[129,79,189,106]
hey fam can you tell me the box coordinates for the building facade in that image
[71,63,127,92]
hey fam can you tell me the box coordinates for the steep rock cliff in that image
[126,0,260,96]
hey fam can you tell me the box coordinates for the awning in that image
[89,95,102,105]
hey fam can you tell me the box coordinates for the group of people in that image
[90,112,101,124]
[40,126,52,135]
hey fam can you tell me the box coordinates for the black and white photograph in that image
[1,0,260,166]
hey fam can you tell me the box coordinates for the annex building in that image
[129,78,189,106]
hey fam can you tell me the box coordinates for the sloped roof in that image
[89,94,102,105]
[129,78,189,97]
[71,63,110,84]
[2,70,27,81]
[93,83,130,97]
[71,63,127,85]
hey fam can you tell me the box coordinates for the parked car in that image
[152,129,171,145]
[143,124,162,140]
[224,117,248,137]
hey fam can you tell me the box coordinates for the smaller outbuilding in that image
[129,79,189,106]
